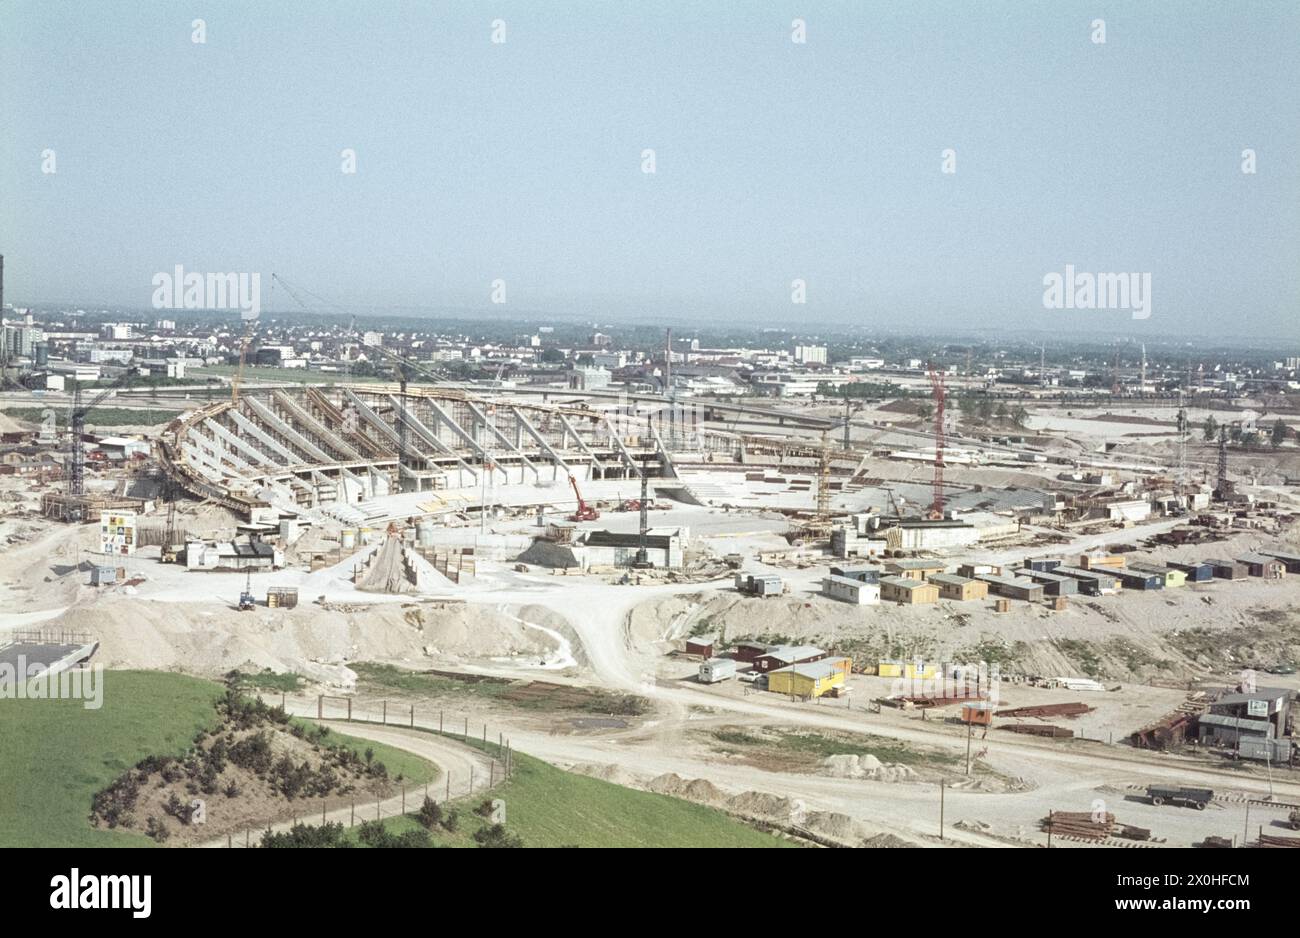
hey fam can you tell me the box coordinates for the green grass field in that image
[337,722,794,849]
[0,672,436,847]
[0,406,182,427]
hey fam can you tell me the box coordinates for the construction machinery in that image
[568,474,599,522]
[65,370,140,522]
[238,571,256,611]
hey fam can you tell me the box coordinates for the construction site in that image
[4,331,1300,850]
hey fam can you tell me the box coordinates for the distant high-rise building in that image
[794,345,827,365]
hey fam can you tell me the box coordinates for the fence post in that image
[347,698,353,721]
[281,691,286,711]
[464,716,468,738]
[410,704,415,727]
[350,800,355,827]
[483,723,487,747]
[317,695,323,720]
[245,829,249,848]
[322,801,327,824]
[382,700,387,725]
[446,774,450,800]
[227,832,232,848]
[491,760,495,786]
[440,710,444,733]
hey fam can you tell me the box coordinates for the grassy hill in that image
[0,672,434,848]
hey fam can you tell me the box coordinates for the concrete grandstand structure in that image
[160,384,684,518]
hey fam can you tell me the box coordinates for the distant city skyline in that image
[2,1,1297,338]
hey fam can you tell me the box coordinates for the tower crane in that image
[927,362,947,519]
[66,370,140,522]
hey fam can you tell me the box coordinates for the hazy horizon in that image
[2,1,1298,339]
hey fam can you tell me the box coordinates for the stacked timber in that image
[1041,811,1114,841]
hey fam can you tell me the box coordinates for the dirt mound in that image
[46,598,560,682]
[861,832,919,848]
[569,762,640,788]
[727,791,796,821]
[804,811,861,843]
[646,772,727,807]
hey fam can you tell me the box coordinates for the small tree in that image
[1203,415,1218,441]
[473,823,523,849]
[416,796,442,830]
[1272,419,1288,448]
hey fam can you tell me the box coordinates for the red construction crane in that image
[568,474,599,522]
[927,362,946,519]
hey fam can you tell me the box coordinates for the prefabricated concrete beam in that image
[245,395,334,464]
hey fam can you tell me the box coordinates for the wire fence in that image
[208,693,514,848]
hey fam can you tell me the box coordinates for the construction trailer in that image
[1022,569,1078,597]
[1023,557,1063,572]
[752,645,826,673]
[883,558,946,581]
[734,572,784,597]
[1053,565,1118,594]
[1203,558,1248,580]
[821,574,881,605]
[927,573,988,601]
[698,658,737,684]
[732,641,769,663]
[1237,553,1286,579]
[975,573,1045,602]
[1261,550,1300,574]
[1237,737,1293,764]
[1079,553,1125,571]
[1168,560,1214,582]
[828,565,882,583]
[1128,561,1187,588]
[685,635,716,658]
[879,575,939,604]
[766,657,852,699]
[1114,568,1164,591]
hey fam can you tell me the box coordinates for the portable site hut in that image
[1022,569,1078,597]
[975,574,1045,603]
[733,641,769,663]
[766,657,852,699]
[1127,562,1186,588]
[1168,560,1214,582]
[1114,568,1164,591]
[1053,565,1119,595]
[961,702,995,726]
[883,558,946,581]
[1204,558,1248,580]
[1237,553,1286,579]
[927,573,988,601]
[1023,558,1062,573]
[1261,550,1300,574]
[879,575,939,604]
[829,565,882,584]
[753,645,826,672]
[685,634,717,658]
[1079,553,1125,571]
[822,574,882,605]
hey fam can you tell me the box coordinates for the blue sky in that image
[1,0,1297,336]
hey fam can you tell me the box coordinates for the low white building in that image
[822,574,881,605]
